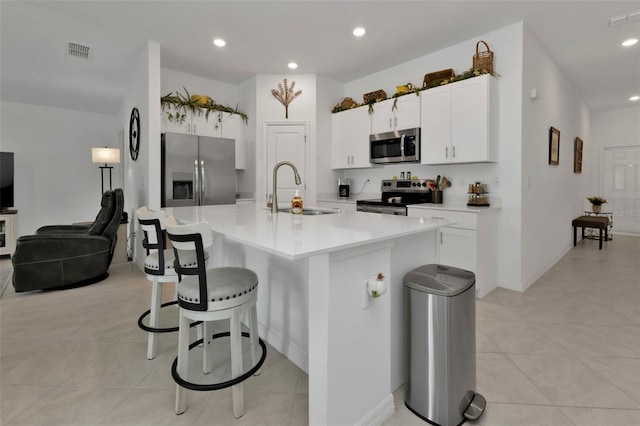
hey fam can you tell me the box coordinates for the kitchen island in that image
[165,203,451,425]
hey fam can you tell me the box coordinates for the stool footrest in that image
[137,301,201,333]
[171,331,267,391]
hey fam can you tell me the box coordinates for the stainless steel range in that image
[357,179,432,215]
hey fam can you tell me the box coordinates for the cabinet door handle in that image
[394,117,397,127]
[440,232,443,245]
[193,124,196,133]
[445,146,449,158]
[187,123,191,133]
[452,146,456,158]
[389,118,392,128]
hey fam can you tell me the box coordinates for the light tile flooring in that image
[1,235,639,425]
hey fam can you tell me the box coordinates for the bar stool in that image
[166,216,266,418]
[136,207,205,360]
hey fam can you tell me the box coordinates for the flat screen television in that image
[0,152,14,211]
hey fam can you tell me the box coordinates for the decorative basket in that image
[363,89,387,104]
[473,41,494,74]
[422,69,455,89]
[190,94,211,105]
[339,97,358,109]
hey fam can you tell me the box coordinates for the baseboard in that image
[257,322,309,374]
[356,393,395,426]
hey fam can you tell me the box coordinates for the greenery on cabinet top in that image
[331,68,492,114]
[161,88,248,125]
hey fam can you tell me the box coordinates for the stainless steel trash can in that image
[403,264,485,426]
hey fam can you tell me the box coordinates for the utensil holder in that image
[432,190,443,204]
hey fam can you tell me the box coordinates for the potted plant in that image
[587,196,607,213]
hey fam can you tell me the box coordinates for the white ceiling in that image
[1,1,639,115]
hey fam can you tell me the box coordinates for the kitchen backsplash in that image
[334,162,502,198]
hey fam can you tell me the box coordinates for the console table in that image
[583,211,613,240]
[0,210,18,256]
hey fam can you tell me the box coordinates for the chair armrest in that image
[36,224,91,235]
[13,234,111,264]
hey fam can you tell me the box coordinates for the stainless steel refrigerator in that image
[161,132,236,207]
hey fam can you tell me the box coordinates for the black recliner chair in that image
[12,188,124,292]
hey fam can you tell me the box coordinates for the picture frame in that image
[574,137,583,173]
[549,127,560,165]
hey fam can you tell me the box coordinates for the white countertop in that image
[165,202,450,260]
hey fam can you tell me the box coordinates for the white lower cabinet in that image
[407,206,498,298]
[438,226,476,272]
[0,212,17,256]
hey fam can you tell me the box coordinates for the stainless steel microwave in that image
[369,128,420,164]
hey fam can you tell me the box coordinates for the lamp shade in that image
[92,147,121,164]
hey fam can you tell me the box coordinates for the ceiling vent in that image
[68,42,91,59]
[609,10,640,26]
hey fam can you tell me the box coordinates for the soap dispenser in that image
[291,190,303,214]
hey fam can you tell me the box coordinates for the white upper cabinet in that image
[160,106,222,137]
[420,74,497,165]
[331,107,373,169]
[191,111,222,137]
[370,95,421,135]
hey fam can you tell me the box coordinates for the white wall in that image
[0,101,118,237]
[520,26,591,288]
[338,23,527,290]
[237,76,257,196]
[254,74,317,204]
[118,41,161,266]
[588,107,640,200]
[315,76,344,196]
[161,68,239,107]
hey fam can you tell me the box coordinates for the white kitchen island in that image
[165,203,451,425]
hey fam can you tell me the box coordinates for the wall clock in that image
[129,107,140,161]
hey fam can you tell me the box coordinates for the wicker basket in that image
[422,69,455,89]
[363,89,387,104]
[473,41,494,74]
[339,97,357,109]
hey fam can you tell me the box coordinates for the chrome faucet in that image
[270,161,302,213]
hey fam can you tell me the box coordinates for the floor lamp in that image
[92,147,121,194]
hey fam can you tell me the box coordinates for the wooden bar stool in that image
[166,216,266,418]
[136,207,204,360]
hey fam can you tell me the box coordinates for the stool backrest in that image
[166,216,213,311]
[136,206,169,273]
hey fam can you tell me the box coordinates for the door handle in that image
[200,160,206,202]
[193,160,199,205]
[446,146,449,158]
[452,146,456,158]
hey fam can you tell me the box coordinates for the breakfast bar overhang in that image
[166,203,452,425]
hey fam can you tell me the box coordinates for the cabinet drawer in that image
[408,208,477,230]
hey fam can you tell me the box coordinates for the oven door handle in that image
[400,134,405,158]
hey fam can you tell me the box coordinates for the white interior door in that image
[603,146,640,235]
[266,123,307,208]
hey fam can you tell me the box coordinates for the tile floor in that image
[1,235,639,425]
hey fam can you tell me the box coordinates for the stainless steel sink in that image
[278,208,338,215]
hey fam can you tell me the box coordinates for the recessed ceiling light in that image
[622,38,638,47]
[630,95,640,101]
[213,38,226,47]
[353,27,366,37]
[288,62,298,69]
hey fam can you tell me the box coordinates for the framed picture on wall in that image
[549,127,560,165]
[574,137,583,173]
